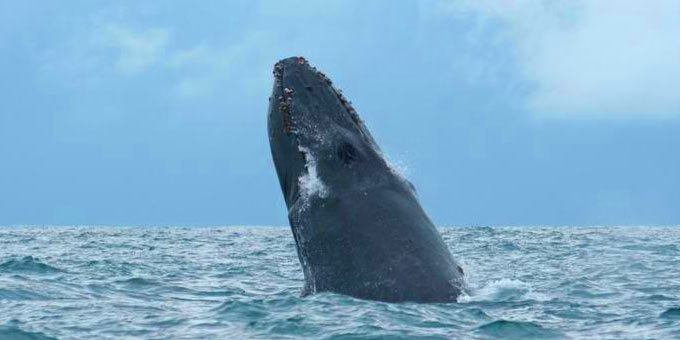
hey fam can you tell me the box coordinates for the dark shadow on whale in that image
[268,56,464,303]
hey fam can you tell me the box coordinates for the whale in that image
[267,56,464,303]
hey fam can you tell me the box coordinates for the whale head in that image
[267,56,412,210]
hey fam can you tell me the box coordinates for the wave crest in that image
[0,256,63,274]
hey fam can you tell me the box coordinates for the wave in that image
[0,325,57,340]
[114,277,160,287]
[660,308,680,319]
[0,256,63,274]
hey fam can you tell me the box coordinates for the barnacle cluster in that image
[273,60,296,134]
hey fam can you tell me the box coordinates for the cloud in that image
[76,21,273,98]
[166,32,274,98]
[431,0,680,118]
[98,24,169,75]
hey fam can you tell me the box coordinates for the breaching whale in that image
[267,56,464,303]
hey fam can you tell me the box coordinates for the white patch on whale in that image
[297,146,329,204]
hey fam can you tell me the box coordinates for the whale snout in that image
[270,56,364,138]
[270,56,381,157]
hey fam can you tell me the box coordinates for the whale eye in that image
[337,142,360,165]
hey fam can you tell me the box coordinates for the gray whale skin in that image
[267,56,464,303]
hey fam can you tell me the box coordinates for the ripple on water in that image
[0,288,48,301]
[475,320,564,339]
[0,323,57,340]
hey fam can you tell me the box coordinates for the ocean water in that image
[0,226,679,339]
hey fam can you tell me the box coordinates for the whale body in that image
[267,57,464,303]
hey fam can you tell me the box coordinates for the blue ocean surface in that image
[0,226,679,339]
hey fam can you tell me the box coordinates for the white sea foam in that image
[459,278,549,303]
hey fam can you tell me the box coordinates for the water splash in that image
[382,152,410,180]
[460,278,549,302]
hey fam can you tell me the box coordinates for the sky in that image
[1,0,679,226]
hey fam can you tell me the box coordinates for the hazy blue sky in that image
[1,1,679,226]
